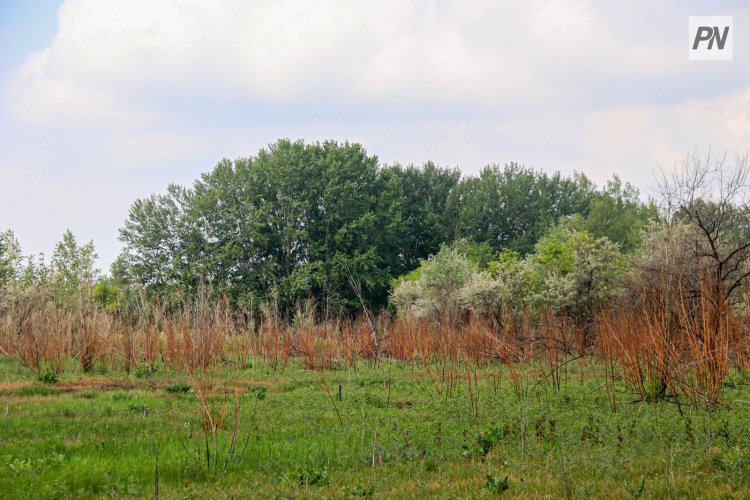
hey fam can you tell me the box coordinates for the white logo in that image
[689,16,733,60]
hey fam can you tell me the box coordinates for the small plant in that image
[342,483,374,497]
[128,403,149,415]
[251,386,267,400]
[37,369,58,385]
[164,383,191,394]
[112,391,132,402]
[297,465,330,486]
[485,474,510,494]
[624,477,645,499]
[134,361,159,378]
[580,416,602,445]
[477,423,504,457]
[4,452,65,477]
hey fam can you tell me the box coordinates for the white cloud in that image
[10,0,739,122]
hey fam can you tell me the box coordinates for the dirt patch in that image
[0,380,33,395]
[57,377,169,392]
[0,380,33,390]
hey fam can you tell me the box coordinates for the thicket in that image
[1,142,748,409]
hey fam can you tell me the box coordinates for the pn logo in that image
[689,16,733,60]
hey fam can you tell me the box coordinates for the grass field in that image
[1,356,749,499]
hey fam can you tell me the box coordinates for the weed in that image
[128,403,148,415]
[624,477,645,499]
[485,474,510,494]
[111,391,132,402]
[297,465,329,486]
[342,483,374,497]
[580,416,602,445]
[4,452,64,477]
[471,423,503,458]
[251,386,266,400]
[135,361,159,378]
[36,369,58,385]
[164,383,191,394]
[16,384,56,397]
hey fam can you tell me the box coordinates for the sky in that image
[1,0,749,271]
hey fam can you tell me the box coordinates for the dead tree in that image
[658,149,750,333]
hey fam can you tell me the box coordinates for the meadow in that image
[1,348,749,499]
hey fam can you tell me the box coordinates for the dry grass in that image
[1,283,748,412]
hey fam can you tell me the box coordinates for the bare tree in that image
[658,149,750,322]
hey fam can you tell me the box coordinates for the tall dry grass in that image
[1,280,747,412]
[600,282,739,408]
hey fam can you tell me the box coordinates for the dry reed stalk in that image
[674,286,730,408]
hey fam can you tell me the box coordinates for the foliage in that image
[117,140,402,314]
[389,280,426,318]
[50,230,99,309]
[658,152,750,310]
[0,230,22,295]
[448,164,597,254]
[112,143,655,315]
[486,474,510,494]
[457,271,503,318]
[383,162,461,272]
[585,176,658,253]
[391,243,476,321]
[91,278,119,312]
[487,249,533,308]
[530,216,627,328]
[164,383,191,394]
[36,368,59,385]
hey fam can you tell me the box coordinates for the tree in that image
[117,140,403,314]
[390,243,476,322]
[585,176,658,253]
[0,230,22,294]
[448,164,597,254]
[659,152,750,302]
[116,184,198,303]
[487,249,533,310]
[51,230,98,308]
[657,150,750,333]
[383,162,461,271]
[530,216,627,339]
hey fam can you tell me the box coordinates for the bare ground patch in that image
[0,380,32,395]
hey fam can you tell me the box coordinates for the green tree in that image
[585,175,658,253]
[449,164,596,254]
[383,162,461,271]
[51,230,98,308]
[91,277,119,313]
[487,249,533,309]
[0,230,22,294]
[530,216,627,338]
[116,184,199,304]
[391,243,477,323]
[118,140,404,314]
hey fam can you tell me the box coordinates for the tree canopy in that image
[111,139,657,316]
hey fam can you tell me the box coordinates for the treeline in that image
[107,139,655,315]
[1,142,749,407]
[2,141,747,330]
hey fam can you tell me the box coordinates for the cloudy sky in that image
[1,0,749,270]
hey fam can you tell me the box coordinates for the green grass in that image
[0,355,749,498]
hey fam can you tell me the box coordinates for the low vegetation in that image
[1,356,749,498]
